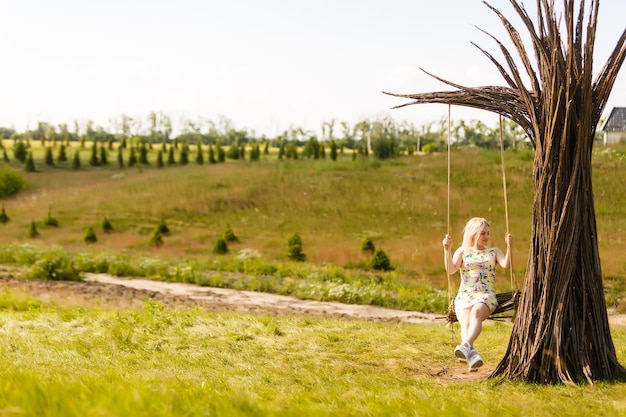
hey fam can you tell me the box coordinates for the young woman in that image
[442,217,512,371]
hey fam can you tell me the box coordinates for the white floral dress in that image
[454,247,498,315]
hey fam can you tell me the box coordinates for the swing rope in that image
[445,105,453,305]
[499,115,518,292]
[442,112,520,324]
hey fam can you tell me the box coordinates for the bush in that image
[367,249,393,271]
[0,207,9,224]
[84,227,98,244]
[72,151,81,170]
[24,152,36,172]
[361,237,375,254]
[213,237,228,254]
[13,140,28,163]
[157,219,170,235]
[0,166,26,198]
[222,224,239,242]
[42,207,59,227]
[150,229,163,247]
[27,255,81,281]
[28,221,39,238]
[101,217,114,233]
[287,233,306,262]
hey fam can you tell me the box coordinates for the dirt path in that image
[3,270,626,328]
[82,273,440,323]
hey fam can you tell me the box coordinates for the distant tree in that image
[249,143,261,161]
[13,141,28,163]
[367,249,393,271]
[42,207,59,227]
[195,141,204,165]
[57,144,68,163]
[287,233,306,261]
[128,147,137,167]
[278,141,285,160]
[157,218,170,235]
[2,149,9,162]
[156,150,164,168]
[101,217,114,233]
[330,140,338,161]
[28,220,39,238]
[84,226,97,244]
[212,237,228,254]
[117,147,125,168]
[139,143,149,165]
[45,147,54,166]
[222,224,239,242]
[149,229,163,247]
[208,145,216,164]
[100,145,108,165]
[226,143,240,160]
[0,206,9,224]
[361,237,375,255]
[89,142,100,166]
[72,151,81,170]
[24,152,36,172]
[217,144,226,163]
[179,144,189,165]
[167,147,176,166]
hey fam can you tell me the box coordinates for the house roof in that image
[602,107,626,132]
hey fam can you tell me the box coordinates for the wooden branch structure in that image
[386,0,626,384]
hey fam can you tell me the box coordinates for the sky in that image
[1,0,625,137]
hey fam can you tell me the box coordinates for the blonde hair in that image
[462,217,490,249]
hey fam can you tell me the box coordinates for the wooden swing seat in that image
[443,290,521,324]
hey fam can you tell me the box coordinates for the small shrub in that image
[101,217,114,233]
[45,147,55,166]
[361,237,375,254]
[367,249,393,271]
[150,229,163,247]
[287,233,306,262]
[0,207,9,224]
[156,150,164,168]
[72,151,81,170]
[42,207,59,227]
[57,144,68,162]
[213,237,229,254]
[157,219,170,235]
[84,226,98,244]
[0,166,26,198]
[24,152,36,172]
[222,224,239,242]
[13,140,28,163]
[27,255,81,281]
[28,221,39,238]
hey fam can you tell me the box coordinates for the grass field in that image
[0,286,625,417]
[2,142,626,307]
[1,142,626,415]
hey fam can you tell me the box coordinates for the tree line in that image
[0,112,535,162]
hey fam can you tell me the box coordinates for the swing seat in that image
[443,290,521,324]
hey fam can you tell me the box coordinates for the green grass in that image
[2,143,626,311]
[0,288,625,416]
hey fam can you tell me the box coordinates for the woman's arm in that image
[442,234,462,274]
[496,233,512,268]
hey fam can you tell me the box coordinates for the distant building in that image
[601,107,626,145]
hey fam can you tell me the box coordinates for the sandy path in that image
[83,273,440,324]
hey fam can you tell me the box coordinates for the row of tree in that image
[0,114,537,159]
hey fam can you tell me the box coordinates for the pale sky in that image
[1,0,625,137]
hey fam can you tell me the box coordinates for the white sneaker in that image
[468,349,484,371]
[454,343,471,362]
